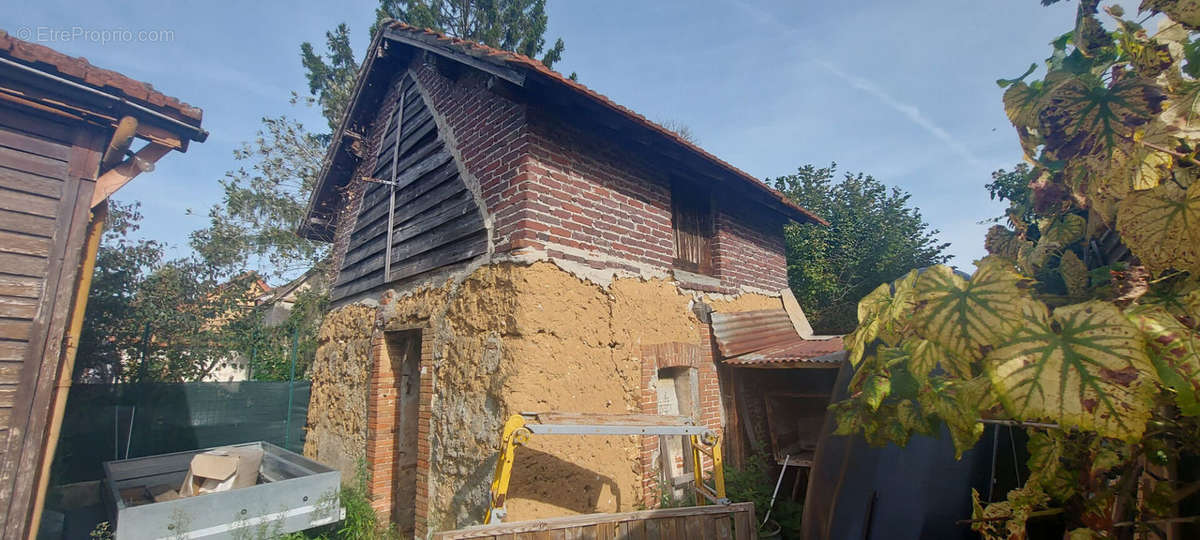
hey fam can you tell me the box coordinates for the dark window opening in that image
[671,181,713,275]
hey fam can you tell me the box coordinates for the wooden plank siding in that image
[0,103,103,537]
[431,503,757,540]
[332,74,487,300]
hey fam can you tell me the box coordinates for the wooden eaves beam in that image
[380,27,527,87]
[90,142,172,207]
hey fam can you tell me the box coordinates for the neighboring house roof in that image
[711,309,844,368]
[300,21,825,240]
[0,29,207,144]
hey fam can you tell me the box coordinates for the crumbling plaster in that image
[304,258,780,531]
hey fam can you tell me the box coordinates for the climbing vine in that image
[833,1,1200,537]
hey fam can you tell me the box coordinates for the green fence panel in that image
[52,381,311,484]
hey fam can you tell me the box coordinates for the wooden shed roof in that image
[0,29,207,144]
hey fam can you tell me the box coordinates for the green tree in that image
[189,114,328,282]
[770,163,951,334]
[77,202,260,382]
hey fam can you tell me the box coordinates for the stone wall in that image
[303,260,782,536]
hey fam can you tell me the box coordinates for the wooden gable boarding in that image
[332,73,487,300]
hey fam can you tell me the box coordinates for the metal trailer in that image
[485,412,728,524]
[102,442,345,540]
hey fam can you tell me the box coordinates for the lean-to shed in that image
[0,31,206,538]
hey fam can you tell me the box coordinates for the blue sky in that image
[7,0,1108,280]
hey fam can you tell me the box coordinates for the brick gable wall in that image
[331,58,790,295]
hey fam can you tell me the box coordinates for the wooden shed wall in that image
[0,103,102,536]
[332,73,487,301]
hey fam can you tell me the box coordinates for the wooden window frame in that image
[670,180,713,275]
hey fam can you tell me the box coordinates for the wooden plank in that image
[333,250,384,287]
[0,275,40,299]
[617,522,630,540]
[2,129,99,539]
[0,341,23,362]
[356,148,454,231]
[0,295,37,319]
[0,319,32,340]
[0,104,75,144]
[348,178,472,259]
[631,520,646,540]
[390,212,485,264]
[0,208,55,238]
[0,251,49,277]
[362,157,458,219]
[714,516,732,540]
[732,508,752,540]
[0,359,22,383]
[0,187,57,218]
[0,166,63,199]
[432,504,756,539]
[0,384,16,407]
[396,111,436,156]
[91,143,171,205]
[699,515,716,540]
[0,231,51,258]
[392,144,451,192]
[644,518,659,539]
[660,517,676,540]
[684,514,702,540]
[0,145,68,179]
[389,230,486,282]
[0,127,71,161]
[0,407,9,430]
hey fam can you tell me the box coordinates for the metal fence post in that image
[284,326,298,450]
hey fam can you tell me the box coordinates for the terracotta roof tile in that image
[0,28,203,123]
[384,22,826,225]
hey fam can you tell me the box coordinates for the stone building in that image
[298,22,826,537]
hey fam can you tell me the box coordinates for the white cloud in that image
[814,60,985,169]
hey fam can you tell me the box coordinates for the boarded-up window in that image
[656,366,696,491]
[671,182,712,274]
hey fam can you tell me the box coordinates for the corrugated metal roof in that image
[711,309,844,368]
[722,339,846,368]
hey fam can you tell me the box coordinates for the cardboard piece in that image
[148,484,181,503]
[178,446,264,497]
[119,486,151,506]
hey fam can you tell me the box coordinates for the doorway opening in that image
[385,330,421,535]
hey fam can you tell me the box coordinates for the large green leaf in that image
[913,258,1043,361]
[987,301,1156,440]
[1116,177,1200,274]
[1039,214,1087,245]
[1142,1,1200,30]
[918,378,987,457]
[1059,250,1090,297]
[1039,75,1165,160]
[1129,306,1200,414]
[985,225,1028,261]
[1026,431,1078,501]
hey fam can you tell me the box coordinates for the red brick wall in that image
[411,59,789,292]
[712,199,790,292]
[637,334,723,507]
[364,322,435,536]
